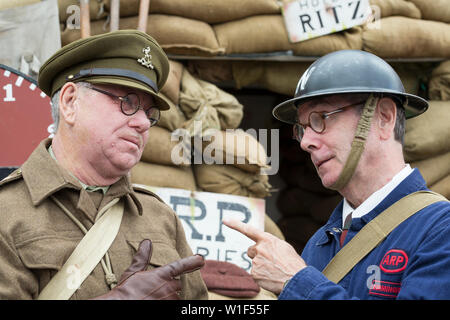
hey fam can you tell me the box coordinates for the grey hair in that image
[49,82,92,133]
[350,93,405,146]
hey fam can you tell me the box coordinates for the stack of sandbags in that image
[275,126,342,253]
[405,100,450,199]
[429,60,450,101]
[362,0,450,58]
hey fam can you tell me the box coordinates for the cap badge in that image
[137,46,154,69]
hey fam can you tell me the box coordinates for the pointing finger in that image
[222,217,265,242]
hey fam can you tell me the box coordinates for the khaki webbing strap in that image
[322,191,448,284]
[329,94,378,190]
[38,198,124,300]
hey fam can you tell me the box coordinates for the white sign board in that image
[143,186,265,272]
[283,0,371,43]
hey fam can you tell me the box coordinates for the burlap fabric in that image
[430,175,450,199]
[193,164,271,199]
[103,0,280,24]
[199,129,268,173]
[429,60,450,101]
[408,0,450,23]
[160,60,183,105]
[411,152,450,187]
[179,70,244,136]
[391,62,435,96]
[369,0,421,19]
[232,61,311,96]
[61,14,225,56]
[157,94,187,132]
[130,161,196,191]
[141,126,190,167]
[362,16,450,58]
[186,60,234,85]
[213,15,362,55]
[404,101,450,162]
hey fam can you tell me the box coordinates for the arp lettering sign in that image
[283,0,371,42]
[140,185,265,271]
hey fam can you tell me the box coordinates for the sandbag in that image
[214,15,362,56]
[186,60,234,84]
[404,101,450,162]
[130,161,196,191]
[429,60,450,101]
[391,62,434,96]
[179,70,243,136]
[199,129,268,173]
[157,93,187,132]
[104,0,280,23]
[142,126,190,167]
[411,152,450,187]
[194,164,271,199]
[369,0,421,19]
[429,175,450,199]
[362,16,450,58]
[408,0,450,23]
[232,61,311,96]
[160,60,183,105]
[61,14,225,56]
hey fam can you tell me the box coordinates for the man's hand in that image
[93,239,204,300]
[222,217,307,294]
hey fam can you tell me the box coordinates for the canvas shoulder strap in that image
[37,198,124,300]
[322,190,448,284]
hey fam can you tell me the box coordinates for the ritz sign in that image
[283,0,371,42]
[141,186,265,271]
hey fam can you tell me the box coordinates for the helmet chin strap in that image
[328,94,379,191]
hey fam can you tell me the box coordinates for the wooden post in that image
[80,0,91,38]
[137,0,150,32]
[110,0,120,31]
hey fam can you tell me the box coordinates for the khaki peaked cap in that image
[38,30,171,110]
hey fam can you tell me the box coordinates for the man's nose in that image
[129,109,151,132]
[300,126,320,152]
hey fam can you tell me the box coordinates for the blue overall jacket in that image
[279,169,450,300]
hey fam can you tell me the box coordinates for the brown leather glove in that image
[93,239,204,300]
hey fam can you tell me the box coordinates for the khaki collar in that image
[21,139,143,215]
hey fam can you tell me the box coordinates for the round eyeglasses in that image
[89,86,160,127]
[293,100,366,143]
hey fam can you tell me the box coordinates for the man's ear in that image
[376,97,397,140]
[59,82,80,126]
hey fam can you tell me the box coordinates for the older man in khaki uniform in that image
[0,30,207,300]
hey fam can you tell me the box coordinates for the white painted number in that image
[3,84,16,102]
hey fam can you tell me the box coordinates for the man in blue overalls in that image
[224,50,450,299]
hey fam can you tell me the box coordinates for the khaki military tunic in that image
[0,139,207,300]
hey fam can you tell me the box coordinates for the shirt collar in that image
[342,164,413,228]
